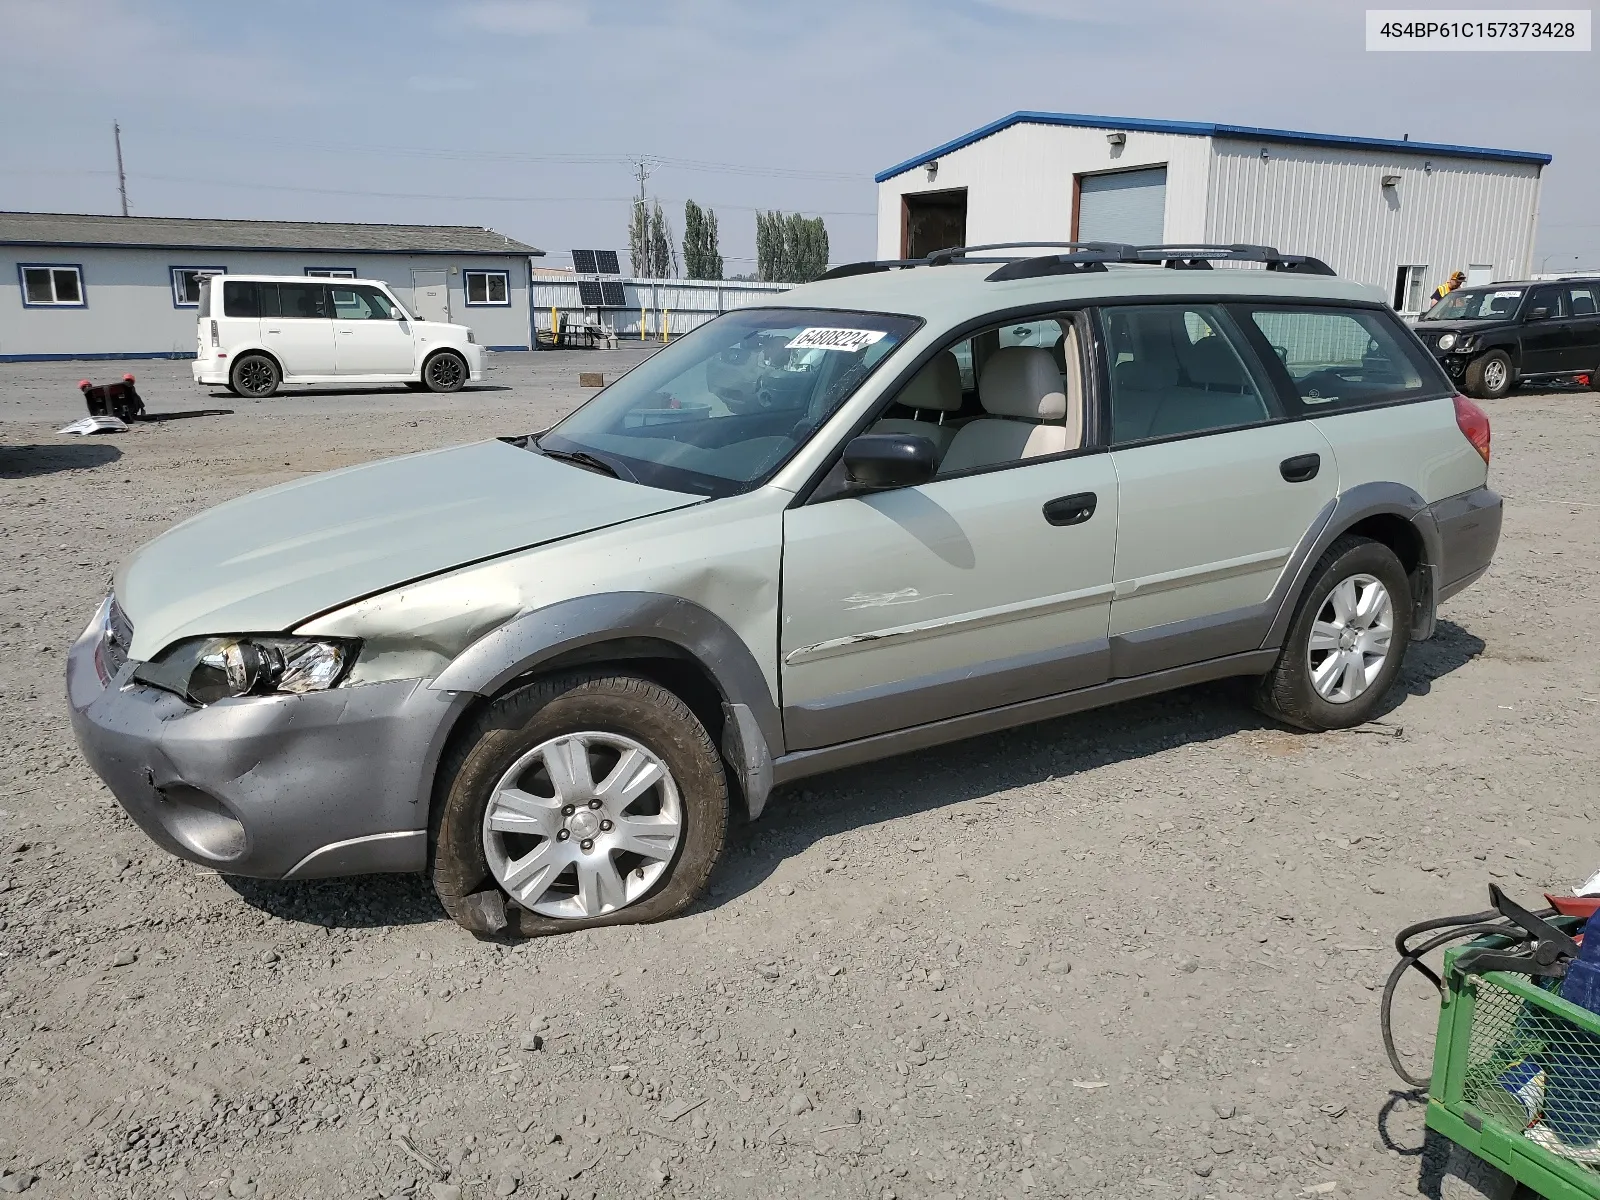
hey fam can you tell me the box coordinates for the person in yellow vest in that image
[1430,270,1466,306]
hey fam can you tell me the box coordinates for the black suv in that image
[1413,278,1600,399]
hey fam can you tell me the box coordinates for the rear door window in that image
[1240,306,1448,412]
[276,282,331,320]
[1098,304,1274,446]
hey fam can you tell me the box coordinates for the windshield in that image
[539,307,920,497]
[1421,287,1524,321]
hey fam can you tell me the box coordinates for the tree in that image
[756,211,829,283]
[644,199,677,278]
[683,200,724,281]
[628,197,650,277]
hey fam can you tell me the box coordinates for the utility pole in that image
[634,157,657,324]
[113,121,129,217]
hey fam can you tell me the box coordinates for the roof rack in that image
[816,242,1336,283]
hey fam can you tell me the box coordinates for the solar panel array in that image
[570,250,622,276]
[576,280,605,307]
[601,281,627,306]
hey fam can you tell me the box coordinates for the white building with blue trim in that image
[0,212,542,361]
[875,112,1550,313]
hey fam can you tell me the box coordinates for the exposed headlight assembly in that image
[1437,333,1458,352]
[135,635,360,705]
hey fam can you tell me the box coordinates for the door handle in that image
[1043,492,1097,526]
[1280,453,1321,483]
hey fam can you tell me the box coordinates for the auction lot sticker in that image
[786,328,889,352]
[1367,9,1590,50]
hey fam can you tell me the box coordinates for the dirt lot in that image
[2,354,1598,1200]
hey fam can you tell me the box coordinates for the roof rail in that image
[816,241,1335,284]
[987,243,1336,281]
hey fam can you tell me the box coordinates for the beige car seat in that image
[938,335,1083,474]
[872,350,963,463]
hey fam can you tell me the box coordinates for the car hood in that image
[1412,319,1514,338]
[115,439,699,659]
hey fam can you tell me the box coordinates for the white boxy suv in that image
[74,243,1501,938]
[191,274,486,397]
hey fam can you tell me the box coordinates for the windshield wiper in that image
[531,436,635,482]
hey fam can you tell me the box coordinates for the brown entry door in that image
[902,189,968,259]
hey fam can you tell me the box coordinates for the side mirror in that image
[393,307,410,320]
[1528,306,1551,321]
[843,433,937,490]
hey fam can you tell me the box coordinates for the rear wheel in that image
[1438,1140,1519,1200]
[1463,350,1514,399]
[230,353,280,399]
[423,350,468,393]
[1255,535,1411,731]
[432,672,728,938]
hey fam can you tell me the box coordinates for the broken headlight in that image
[135,635,360,705]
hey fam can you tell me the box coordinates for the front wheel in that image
[432,672,729,937]
[1255,535,1412,731]
[230,353,280,399]
[422,350,468,393]
[1463,350,1514,400]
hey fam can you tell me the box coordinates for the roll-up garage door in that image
[1077,167,1168,245]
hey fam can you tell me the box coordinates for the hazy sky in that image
[2,0,1594,274]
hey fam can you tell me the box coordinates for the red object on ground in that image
[122,373,136,384]
[1547,895,1600,919]
[77,379,91,390]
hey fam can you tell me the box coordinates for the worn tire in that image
[422,350,468,393]
[1463,350,1514,400]
[229,352,280,399]
[1254,535,1412,731]
[431,672,728,938]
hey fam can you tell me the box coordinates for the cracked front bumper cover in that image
[67,624,468,880]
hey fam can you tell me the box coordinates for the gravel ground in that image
[2,354,1598,1200]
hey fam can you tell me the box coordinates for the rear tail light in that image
[1453,394,1491,464]
[210,319,219,348]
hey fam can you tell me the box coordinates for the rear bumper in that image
[67,623,468,880]
[1427,485,1502,603]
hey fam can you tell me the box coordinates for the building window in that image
[1393,265,1430,314]
[171,266,224,307]
[306,267,357,278]
[19,264,85,307]
[464,270,510,306]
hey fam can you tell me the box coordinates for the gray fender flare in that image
[1262,481,1438,649]
[430,592,781,818]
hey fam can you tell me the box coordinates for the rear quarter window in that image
[222,280,261,318]
[1238,305,1451,412]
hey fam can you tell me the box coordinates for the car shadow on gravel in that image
[140,408,235,423]
[219,871,445,929]
[707,622,1489,907]
[0,441,121,477]
[202,385,511,399]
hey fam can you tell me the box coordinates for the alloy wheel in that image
[428,354,464,390]
[482,732,683,919]
[237,359,275,395]
[1306,573,1394,703]
[1484,359,1508,392]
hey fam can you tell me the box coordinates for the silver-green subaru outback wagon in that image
[69,243,1502,937]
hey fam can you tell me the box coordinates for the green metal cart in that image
[1427,944,1600,1200]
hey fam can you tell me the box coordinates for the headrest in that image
[1114,359,1174,392]
[978,347,1065,420]
[1184,335,1248,386]
[898,350,962,413]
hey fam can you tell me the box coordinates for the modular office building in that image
[0,212,543,360]
[876,111,1550,313]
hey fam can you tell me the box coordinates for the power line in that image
[118,171,876,216]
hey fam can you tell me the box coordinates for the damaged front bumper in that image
[66,619,469,880]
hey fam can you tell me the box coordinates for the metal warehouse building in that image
[876,112,1550,313]
[0,213,542,361]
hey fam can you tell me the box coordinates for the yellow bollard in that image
[550,305,559,346]
[640,306,649,342]
[661,308,670,343]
